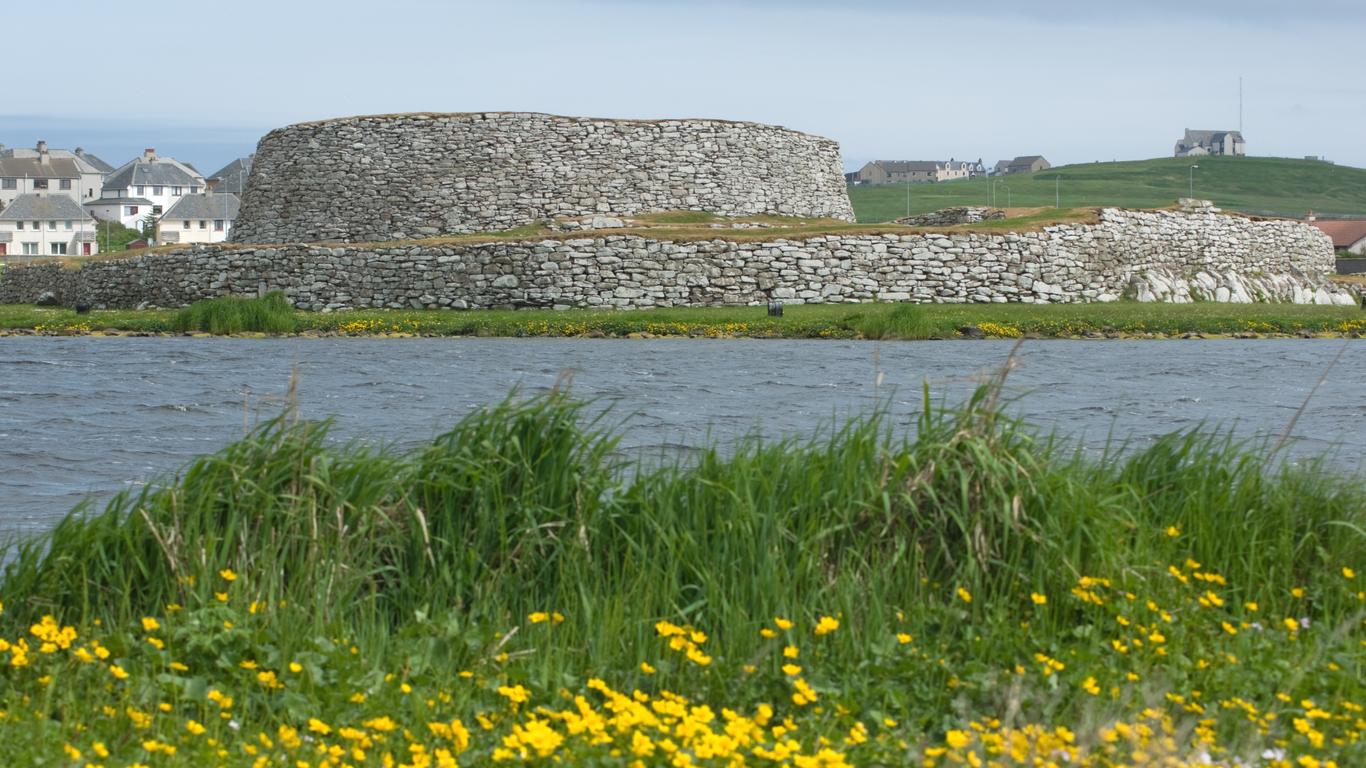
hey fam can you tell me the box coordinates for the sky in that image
[3,0,1363,175]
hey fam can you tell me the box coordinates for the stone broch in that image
[230,112,856,244]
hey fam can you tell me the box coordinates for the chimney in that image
[37,140,50,164]
[143,148,157,162]
[36,140,47,153]
[1306,210,1316,222]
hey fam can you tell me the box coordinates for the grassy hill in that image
[848,156,1366,222]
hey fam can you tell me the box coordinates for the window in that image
[182,220,191,229]
[15,221,22,230]
[153,186,163,196]
[127,206,139,216]
[191,186,199,194]
[33,179,48,190]
[152,205,163,215]
[214,219,224,231]
[136,186,145,195]
[1,178,15,190]
[199,220,207,229]
[50,243,68,255]
[31,222,39,230]
[172,186,183,196]
[48,221,57,230]
[64,220,73,230]
[22,242,38,255]
[60,179,72,190]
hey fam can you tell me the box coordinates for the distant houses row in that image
[848,156,1049,185]
[0,141,251,260]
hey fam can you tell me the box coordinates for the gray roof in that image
[0,155,81,179]
[74,149,115,173]
[0,194,94,221]
[873,160,944,172]
[208,156,253,195]
[161,193,240,221]
[86,197,155,206]
[103,157,202,192]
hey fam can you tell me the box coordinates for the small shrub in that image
[172,292,298,334]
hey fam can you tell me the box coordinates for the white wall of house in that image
[159,216,232,244]
[97,185,200,224]
[0,177,83,209]
[0,219,99,261]
[86,200,156,231]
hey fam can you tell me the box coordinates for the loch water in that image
[2,337,1364,538]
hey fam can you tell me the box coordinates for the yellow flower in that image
[1345,567,1357,579]
[1291,587,1305,598]
[1165,526,1180,537]
[141,617,160,632]
[1082,676,1100,695]
[215,592,228,603]
[945,729,971,749]
[1030,592,1047,605]
[814,616,839,636]
[528,612,550,624]
[497,684,530,705]
[289,662,303,674]
[639,662,656,674]
[783,645,799,658]
[957,587,973,604]
[896,633,912,644]
[186,720,207,736]
[219,569,237,582]
[774,617,794,630]
[109,664,129,680]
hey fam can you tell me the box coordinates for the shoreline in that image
[2,301,1363,341]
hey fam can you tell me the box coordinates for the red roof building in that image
[1308,219,1366,255]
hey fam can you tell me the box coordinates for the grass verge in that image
[172,293,298,334]
[0,384,1364,765]
[2,300,1363,339]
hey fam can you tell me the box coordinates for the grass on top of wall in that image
[0,384,1364,764]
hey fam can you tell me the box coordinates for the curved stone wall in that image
[231,113,856,244]
[4,209,1353,310]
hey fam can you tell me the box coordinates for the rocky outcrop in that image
[231,113,855,244]
[4,207,1352,310]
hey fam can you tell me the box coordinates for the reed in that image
[171,291,297,334]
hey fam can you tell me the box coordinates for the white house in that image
[207,155,253,197]
[0,194,100,260]
[0,141,110,208]
[1174,129,1246,157]
[89,148,206,230]
[157,193,241,244]
[855,160,974,185]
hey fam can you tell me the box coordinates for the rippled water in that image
[2,338,1363,537]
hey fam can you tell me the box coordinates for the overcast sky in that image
[3,0,1363,174]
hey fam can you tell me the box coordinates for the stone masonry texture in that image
[231,113,856,243]
[3,209,1354,309]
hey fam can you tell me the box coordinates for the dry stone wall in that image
[3,208,1353,310]
[231,113,856,244]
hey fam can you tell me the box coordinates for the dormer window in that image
[34,179,48,190]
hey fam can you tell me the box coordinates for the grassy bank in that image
[1,387,1364,765]
[849,156,1366,222]
[2,300,1363,340]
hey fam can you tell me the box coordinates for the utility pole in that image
[1189,164,1199,199]
[1055,176,1060,208]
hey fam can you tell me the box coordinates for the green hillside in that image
[848,156,1366,222]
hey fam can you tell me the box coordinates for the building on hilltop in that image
[0,141,110,208]
[157,193,241,244]
[89,148,207,230]
[1174,129,1245,157]
[855,159,981,185]
[0,194,100,259]
[207,155,254,196]
[993,155,1051,175]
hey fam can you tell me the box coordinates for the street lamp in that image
[1188,164,1200,199]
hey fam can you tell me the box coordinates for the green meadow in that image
[848,156,1366,222]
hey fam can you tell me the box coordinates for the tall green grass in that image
[172,291,297,334]
[4,384,1362,694]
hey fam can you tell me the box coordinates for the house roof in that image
[86,197,156,206]
[1011,155,1046,164]
[1309,220,1366,248]
[103,156,203,192]
[872,161,944,172]
[74,149,115,173]
[0,155,81,179]
[0,194,93,221]
[1181,129,1244,146]
[208,156,253,195]
[161,193,240,221]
